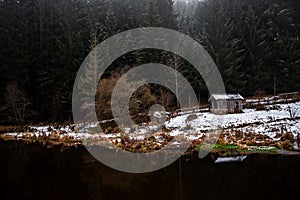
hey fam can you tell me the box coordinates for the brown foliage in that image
[95,68,158,124]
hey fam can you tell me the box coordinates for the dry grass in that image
[0,125,28,134]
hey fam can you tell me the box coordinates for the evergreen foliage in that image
[0,0,299,124]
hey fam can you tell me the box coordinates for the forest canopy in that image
[0,0,299,124]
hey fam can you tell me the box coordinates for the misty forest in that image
[1,0,300,125]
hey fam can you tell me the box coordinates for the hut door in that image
[234,101,239,113]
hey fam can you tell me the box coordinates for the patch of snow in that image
[166,102,300,133]
[215,156,247,163]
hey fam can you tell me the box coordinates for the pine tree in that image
[263,3,300,93]
[78,30,101,121]
[194,0,246,94]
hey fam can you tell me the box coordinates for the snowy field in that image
[166,101,300,136]
[1,100,300,152]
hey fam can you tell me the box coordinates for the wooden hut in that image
[209,93,244,114]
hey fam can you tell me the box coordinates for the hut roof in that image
[209,93,244,101]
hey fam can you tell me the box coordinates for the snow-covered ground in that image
[1,100,300,151]
[166,101,300,137]
[157,101,299,148]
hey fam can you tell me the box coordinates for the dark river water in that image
[1,141,300,200]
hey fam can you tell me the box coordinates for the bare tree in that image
[3,83,32,125]
[286,105,299,120]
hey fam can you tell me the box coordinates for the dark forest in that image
[1,0,299,124]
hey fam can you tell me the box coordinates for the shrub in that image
[186,114,198,122]
[255,104,268,111]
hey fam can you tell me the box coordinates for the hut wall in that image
[210,99,243,114]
